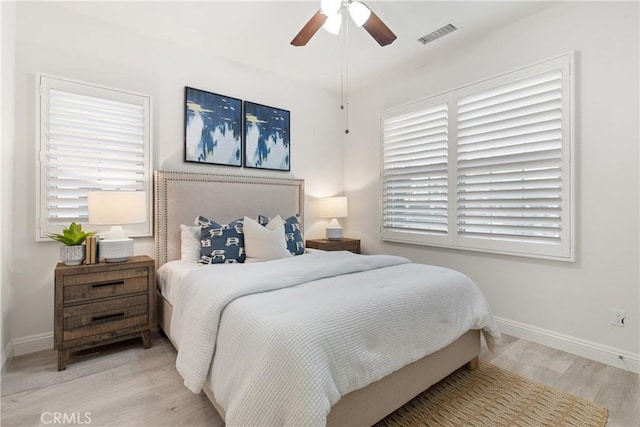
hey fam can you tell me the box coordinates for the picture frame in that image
[243,101,290,171]
[184,87,243,167]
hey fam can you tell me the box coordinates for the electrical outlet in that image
[611,309,626,327]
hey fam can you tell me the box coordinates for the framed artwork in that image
[244,101,290,171]
[184,87,243,167]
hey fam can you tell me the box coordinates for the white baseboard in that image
[4,323,639,376]
[11,331,53,357]
[1,340,13,373]
[495,316,639,374]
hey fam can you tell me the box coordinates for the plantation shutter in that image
[455,61,571,258]
[380,54,572,260]
[38,75,152,239]
[381,97,450,245]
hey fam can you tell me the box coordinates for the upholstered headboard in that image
[154,171,305,266]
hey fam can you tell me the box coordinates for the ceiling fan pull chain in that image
[340,10,345,113]
[343,9,350,134]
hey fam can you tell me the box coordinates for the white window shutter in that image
[38,75,152,239]
[455,59,572,259]
[457,71,564,239]
[381,97,450,245]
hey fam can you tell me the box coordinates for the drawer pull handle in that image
[91,280,125,288]
[92,312,125,322]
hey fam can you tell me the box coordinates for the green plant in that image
[46,222,97,246]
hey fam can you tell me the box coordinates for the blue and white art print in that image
[244,101,290,171]
[185,87,242,167]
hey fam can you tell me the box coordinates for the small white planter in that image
[60,245,85,266]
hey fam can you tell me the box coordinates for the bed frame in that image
[154,170,480,426]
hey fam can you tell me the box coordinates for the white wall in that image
[1,0,16,369]
[345,1,639,371]
[9,2,344,353]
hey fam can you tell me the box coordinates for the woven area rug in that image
[376,361,608,427]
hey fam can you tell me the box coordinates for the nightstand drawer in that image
[322,241,359,252]
[63,267,149,304]
[63,295,148,341]
[306,238,361,254]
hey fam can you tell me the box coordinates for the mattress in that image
[157,260,197,306]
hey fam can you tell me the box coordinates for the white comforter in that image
[167,250,500,427]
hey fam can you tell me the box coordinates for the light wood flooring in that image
[1,332,638,426]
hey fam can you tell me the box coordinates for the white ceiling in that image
[55,1,559,93]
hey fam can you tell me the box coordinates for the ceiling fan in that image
[291,0,397,47]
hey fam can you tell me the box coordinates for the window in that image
[37,75,152,240]
[381,54,573,260]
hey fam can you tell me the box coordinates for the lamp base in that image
[98,238,133,263]
[325,226,343,241]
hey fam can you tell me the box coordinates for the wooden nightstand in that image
[54,255,155,371]
[306,238,361,254]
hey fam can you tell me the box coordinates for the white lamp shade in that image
[348,1,371,27]
[323,12,342,35]
[88,191,146,225]
[320,0,342,16]
[318,196,349,219]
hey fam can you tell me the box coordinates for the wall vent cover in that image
[417,23,459,45]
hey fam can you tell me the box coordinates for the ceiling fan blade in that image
[362,10,397,46]
[291,10,327,46]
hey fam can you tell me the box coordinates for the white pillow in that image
[180,224,201,263]
[243,215,292,261]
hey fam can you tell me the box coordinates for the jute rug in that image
[376,361,608,427]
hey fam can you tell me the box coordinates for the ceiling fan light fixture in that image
[323,12,342,35]
[321,0,342,16]
[291,1,395,47]
[348,1,371,27]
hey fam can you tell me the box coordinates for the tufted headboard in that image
[154,170,305,267]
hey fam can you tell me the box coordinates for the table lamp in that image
[87,190,146,262]
[318,196,348,240]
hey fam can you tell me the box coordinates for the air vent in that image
[417,22,458,45]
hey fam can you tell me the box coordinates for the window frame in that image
[36,74,153,241]
[380,53,575,261]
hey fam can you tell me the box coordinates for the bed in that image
[154,170,500,427]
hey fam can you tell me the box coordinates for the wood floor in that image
[2,332,638,426]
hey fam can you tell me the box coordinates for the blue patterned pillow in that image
[258,214,304,255]
[196,216,245,264]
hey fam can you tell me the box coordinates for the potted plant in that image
[47,222,97,266]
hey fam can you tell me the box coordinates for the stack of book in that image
[84,236,98,264]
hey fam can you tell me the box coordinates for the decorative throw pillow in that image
[243,216,292,261]
[258,214,305,255]
[196,216,245,264]
[180,224,201,263]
